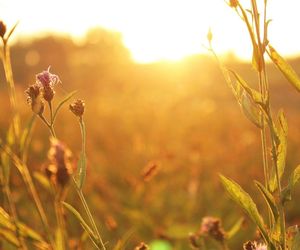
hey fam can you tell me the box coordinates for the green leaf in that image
[0,228,20,247]
[240,91,263,128]
[229,70,263,105]
[255,181,279,223]
[268,44,300,92]
[62,202,98,246]
[20,115,36,155]
[269,110,288,192]
[33,172,52,192]
[53,90,77,123]
[219,175,269,243]
[281,165,300,204]
[0,207,46,243]
[227,218,244,239]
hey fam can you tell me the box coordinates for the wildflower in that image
[229,0,238,8]
[25,84,44,114]
[134,242,149,250]
[45,138,73,188]
[0,21,6,38]
[199,216,226,243]
[189,233,201,249]
[69,99,85,117]
[243,241,267,250]
[36,67,60,102]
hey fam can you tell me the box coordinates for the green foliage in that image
[268,44,300,92]
[219,175,269,243]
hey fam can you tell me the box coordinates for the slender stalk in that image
[38,114,56,138]
[74,181,106,250]
[1,170,28,250]
[2,41,20,142]
[251,1,286,247]
[54,193,66,250]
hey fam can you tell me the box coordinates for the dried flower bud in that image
[243,241,267,250]
[229,0,238,8]
[199,217,226,243]
[36,67,60,102]
[69,99,85,117]
[42,85,55,102]
[46,138,73,188]
[25,84,44,114]
[0,21,6,38]
[134,242,149,250]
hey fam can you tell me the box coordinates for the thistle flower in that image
[134,242,149,250]
[199,216,226,243]
[25,84,44,114]
[69,99,85,117]
[243,241,267,250]
[0,21,6,38]
[36,67,60,102]
[45,138,73,188]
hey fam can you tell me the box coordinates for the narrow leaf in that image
[255,181,279,222]
[227,218,244,239]
[220,175,269,242]
[62,202,98,244]
[53,90,77,122]
[20,115,36,154]
[269,110,288,192]
[229,70,263,104]
[281,165,300,204]
[33,172,52,192]
[240,91,263,128]
[0,228,20,247]
[268,44,300,92]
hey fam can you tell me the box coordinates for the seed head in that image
[25,84,44,114]
[46,138,73,188]
[69,99,85,117]
[134,242,149,250]
[229,0,239,8]
[199,216,226,243]
[243,241,267,250]
[0,21,6,38]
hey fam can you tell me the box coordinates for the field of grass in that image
[1,2,300,249]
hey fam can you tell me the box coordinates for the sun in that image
[1,0,300,63]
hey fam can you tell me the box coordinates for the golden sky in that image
[1,0,299,63]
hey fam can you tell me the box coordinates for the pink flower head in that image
[36,67,60,88]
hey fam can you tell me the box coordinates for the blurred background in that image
[1,0,300,249]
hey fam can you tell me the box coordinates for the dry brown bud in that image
[69,99,85,117]
[42,85,55,102]
[25,84,44,114]
[134,242,149,250]
[0,21,6,38]
[199,217,226,243]
[46,138,73,188]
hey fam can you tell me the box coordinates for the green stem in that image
[54,194,66,250]
[38,114,56,138]
[75,184,106,250]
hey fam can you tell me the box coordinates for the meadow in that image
[1,2,300,249]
